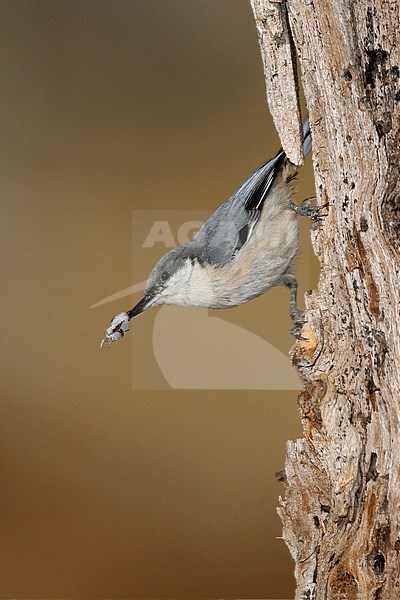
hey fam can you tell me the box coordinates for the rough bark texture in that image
[252,1,400,598]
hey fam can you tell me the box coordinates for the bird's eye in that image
[161,271,170,282]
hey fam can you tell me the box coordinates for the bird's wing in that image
[192,151,286,266]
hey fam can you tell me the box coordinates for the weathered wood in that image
[251,0,400,598]
[250,0,303,165]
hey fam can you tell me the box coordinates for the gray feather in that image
[191,116,311,266]
[191,153,283,265]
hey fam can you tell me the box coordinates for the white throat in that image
[159,258,216,307]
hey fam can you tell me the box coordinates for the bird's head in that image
[101,245,208,348]
[128,245,197,318]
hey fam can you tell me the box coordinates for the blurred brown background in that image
[1,1,317,598]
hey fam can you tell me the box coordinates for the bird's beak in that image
[127,294,157,319]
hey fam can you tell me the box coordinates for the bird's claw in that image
[100,312,130,348]
[290,325,308,341]
[290,310,308,340]
[292,197,328,221]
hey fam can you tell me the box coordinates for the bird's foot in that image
[290,310,308,340]
[291,197,327,221]
[100,312,130,348]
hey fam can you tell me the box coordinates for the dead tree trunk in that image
[250,0,400,597]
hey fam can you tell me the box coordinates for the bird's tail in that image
[302,115,312,159]
[273,115,311,163]
[239,115,312,212]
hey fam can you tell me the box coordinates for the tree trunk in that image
[250,0,400,598]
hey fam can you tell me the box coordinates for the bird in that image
[101,116,321,348]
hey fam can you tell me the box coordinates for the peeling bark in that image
[251,0,400,598]
[250,0,303,165]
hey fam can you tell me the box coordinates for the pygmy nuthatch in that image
[101,116,321,348]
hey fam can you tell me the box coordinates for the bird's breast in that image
[209,206,298,307]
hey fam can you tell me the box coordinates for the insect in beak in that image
[100,312,130,348]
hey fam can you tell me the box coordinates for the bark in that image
[250,0,303,164]
[250,1,400,598]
